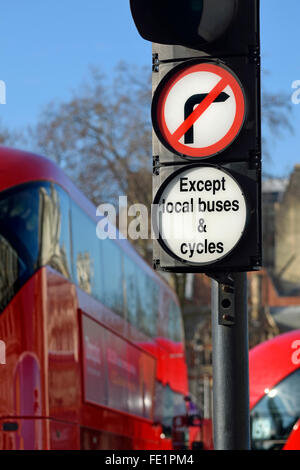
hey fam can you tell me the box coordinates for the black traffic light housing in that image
[130,0,259,57]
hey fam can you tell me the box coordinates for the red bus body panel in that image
[283,419,300,450]
[249,330,300,410]
[0,266,185,450]
[249,330,300,450]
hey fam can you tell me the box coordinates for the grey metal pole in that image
[211,272,250,450]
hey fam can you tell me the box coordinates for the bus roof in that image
[249,330,300,409]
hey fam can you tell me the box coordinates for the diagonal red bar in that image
[171,77,228,143]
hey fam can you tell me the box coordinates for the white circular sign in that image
[154,166,247,265]
[152,62,245,158]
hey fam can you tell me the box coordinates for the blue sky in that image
[0,0,299,177]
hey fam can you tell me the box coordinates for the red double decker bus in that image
[250,330,300,450]
[0,147,190,450]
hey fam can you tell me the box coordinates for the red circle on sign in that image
[154,62,246,158]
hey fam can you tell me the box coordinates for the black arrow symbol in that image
[184,92,230,145]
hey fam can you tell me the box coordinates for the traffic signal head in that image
[130,0,261,273]
[130,0,258,56]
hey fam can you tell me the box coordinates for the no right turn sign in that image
[152,61,246,159]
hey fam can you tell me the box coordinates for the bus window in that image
[124,255,138,326]
[136,271,158,338]
[168,301,183,343]
[82,314,156,419]
[251,368,300,450]
[39,184,72,279]
[158,384,187,439]
[101,239,123,316]
[124,257,159,338]
[0,182,47,312]
[71,202,103,301]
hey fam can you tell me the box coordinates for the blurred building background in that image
[181,165,300,416]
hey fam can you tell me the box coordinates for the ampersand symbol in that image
[198,218,207,233]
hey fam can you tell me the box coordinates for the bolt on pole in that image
[211,272,250,450]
